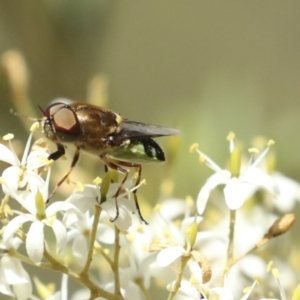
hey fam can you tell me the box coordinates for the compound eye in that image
[44,102,66,118]
[44,103,81,141]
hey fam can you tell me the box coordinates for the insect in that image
[11,102,180,224]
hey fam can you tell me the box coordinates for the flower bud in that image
[268,213,295,237]
[35,191,46,220]
[184,219,198,249]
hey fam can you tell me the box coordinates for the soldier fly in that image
[11,102,180,224]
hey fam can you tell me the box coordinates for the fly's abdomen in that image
[108,138,165,163]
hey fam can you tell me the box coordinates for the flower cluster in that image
[0,131,298,300]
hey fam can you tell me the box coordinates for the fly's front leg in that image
[47,147,81,202]
[48,144,65,161]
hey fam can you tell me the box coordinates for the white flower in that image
[0,236,32,300]
[67,211,114,266]
[67,178,142,231]
[194,138,279,214]
[0,131,48,195]
[3,170,82,263]
[269,171,300,212]
[167,279,234,300]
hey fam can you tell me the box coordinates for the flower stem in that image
[167,255,190,300]
[113,225,122,297]
[223,209,236,285]
[81,204,102,276]
[134,277,152,300]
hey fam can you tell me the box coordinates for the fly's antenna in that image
[10,108,43,123]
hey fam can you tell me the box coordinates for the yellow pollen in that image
[137,225,144,234]
[76,182,84,191]
[3,133,14,141]
[189,143,198,153]
[93,177,102,185]
[126,233,134,243]
[272,268,280,279]
[185,195,194,207]
[243,286,253,294]
[248,147,260,154]
[199,154,206,164]
[267,260,274,272]
[226,131,235,141]
[153,204,162,212]
[30,122,40,132]
[140,179,147,185]
[254,276,261,285]
[267,139,275,146]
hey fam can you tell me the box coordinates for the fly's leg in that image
[48,143,65,161]
[100,156,129,222]
[47,146,80,202]
[102,157,147,224]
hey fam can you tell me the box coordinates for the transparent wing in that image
[118,119,180,139]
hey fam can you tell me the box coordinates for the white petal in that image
[2,166,20,194]
[1,256,29,284]
[26,171,46,194]
[52,219,67,255]
[26,221,44,263]
[26,150,48,170]
[242,167,279,197]
[12,276,32,300]
[156,246,186,267]
[210,288,233,300]
[197,171,230,214]
[0,281,13,298]
[3,215,31,243]
[273,172,300,212]
[158,198,188,220]
[96,224,115,244]
[46,202,82,220]
[72,235,88,266]
[114,205,132,231]
[168,280,199,298]
[224,178,255,210]
[101,200,132,231]
[0,144,19,165]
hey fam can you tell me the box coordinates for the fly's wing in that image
[116,119,180,141]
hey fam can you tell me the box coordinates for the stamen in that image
[3,133,14,141]
[30,122,40,132]
[189,143,199,153]
[93,177,102,185]
[21,132,33,165]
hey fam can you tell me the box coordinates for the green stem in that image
[167,255,190,300]
[135,277,152,300]
[81,205,102,276]
[222,209,236,285]
[113,225,122,298]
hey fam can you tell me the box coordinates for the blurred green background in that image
[0,1,300,298]
[1,1,300,202]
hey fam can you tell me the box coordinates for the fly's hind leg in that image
[101,156,147,224]
[100,156,129,222]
